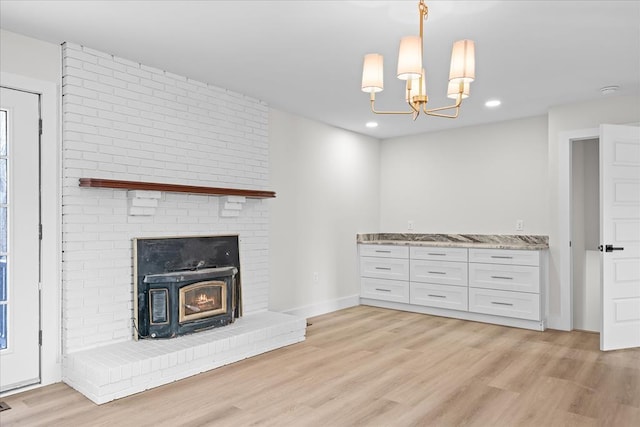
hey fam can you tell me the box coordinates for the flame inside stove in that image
[193,292,215,308]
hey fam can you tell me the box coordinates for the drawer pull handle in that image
[427,294,446,298]
[375,250,392,253]
[375,288,392,292]
[428,271,446,275]
[428,253,446,256]
[491,276,513,280]
[491,256,513,259]
[375,267,392,270]
[491,301,514,306]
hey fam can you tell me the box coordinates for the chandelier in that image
[361,0,475,120]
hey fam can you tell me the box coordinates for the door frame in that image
[0,71,61,393]
[556,128,599,331]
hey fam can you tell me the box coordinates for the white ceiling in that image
[1,1,639,139]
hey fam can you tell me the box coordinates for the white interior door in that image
[0,87,41,391]
[600,124,640,351]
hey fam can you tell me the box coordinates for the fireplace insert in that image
[139,266,237,339]
[133,235,242,340]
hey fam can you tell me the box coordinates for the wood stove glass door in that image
[179,281,227,323]
[0,88,41,393]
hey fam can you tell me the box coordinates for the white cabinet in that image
[361,277,410,303]
[359,257,409,281]
[468,248,543,321]
[410,259,468,287]
[468,288,540,321]
[468,263,540,293]
[359,245,409,303]
[359,243,547,331]
[411,282,468,311]
[360,244,409,259]
[410,248,469,311]
[410,247,468,262]
[468,248,539,266]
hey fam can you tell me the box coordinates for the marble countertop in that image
[357,233,549,250]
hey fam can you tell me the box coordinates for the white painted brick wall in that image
[62,42,270,353]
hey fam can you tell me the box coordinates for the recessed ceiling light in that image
[600,85,619,96]
[485,99,501,108]
[366,121,379,128]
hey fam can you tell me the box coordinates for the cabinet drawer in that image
[410,246,468,262]
[469,288,540,321]
[469,248,540,266]
[469,263,540,293]
[410,282,468,311]
[410,259,468,286]
[359,244,409,259]
[361,277,409,303]
[360,257,409,281]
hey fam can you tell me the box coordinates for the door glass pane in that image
[0,304,6,350]
[0,207,6,253]
[0,159,6,205]
[0,256,5,302]
[0,110,6,156]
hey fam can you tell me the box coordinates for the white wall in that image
[0,29,62,387]
[0,29,61,82]
[380,115,549,234]
[269,109,380,316]
[547,95,640,328]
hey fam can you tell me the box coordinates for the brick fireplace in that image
[60,43,305,403]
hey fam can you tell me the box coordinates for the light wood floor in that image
[2,305,639,426]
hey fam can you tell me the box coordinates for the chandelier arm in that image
[370,99,414,115]
[424,108,460,119]
[424,102,461,114]
[423,92,463,116]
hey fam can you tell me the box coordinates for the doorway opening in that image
[571,138,600,332]
[560,124,640,350]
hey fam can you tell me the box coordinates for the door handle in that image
[599,244,624,252]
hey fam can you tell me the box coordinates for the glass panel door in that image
[0,88,40,392]
[0,109,7,350]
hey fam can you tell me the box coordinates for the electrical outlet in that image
[516,219,524,231]
[407,220,414,231]
[312,272,319,283]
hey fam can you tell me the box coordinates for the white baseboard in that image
[282,295,360,319]
[546,314,569,331]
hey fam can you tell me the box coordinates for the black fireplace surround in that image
[134,235,242,339]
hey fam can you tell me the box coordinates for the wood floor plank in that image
[1,305,639,426]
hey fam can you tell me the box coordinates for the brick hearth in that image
[63,311,305,404]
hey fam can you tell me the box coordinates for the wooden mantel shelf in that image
[79,178,276,199]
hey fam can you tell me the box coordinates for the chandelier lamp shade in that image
[361,0,475,120]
